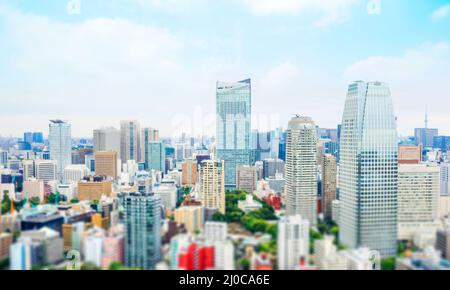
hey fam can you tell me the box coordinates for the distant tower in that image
[425,106,428,129]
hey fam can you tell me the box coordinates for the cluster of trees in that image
[46,192,67,204]
[1,193,25,213]
[213,191,279,255]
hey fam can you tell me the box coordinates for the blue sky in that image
[0,0,449,137]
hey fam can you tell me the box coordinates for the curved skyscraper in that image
[285,116,318,226]
[216,79,252,189]
[339,81,398,257]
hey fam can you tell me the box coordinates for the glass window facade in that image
[339,81,398,257]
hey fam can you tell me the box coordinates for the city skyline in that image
[1,1,450,137]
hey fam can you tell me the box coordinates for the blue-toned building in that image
[123,192,161,270]
[433,136,450,152]
[216,79,252,189]
[147,141,165,172]
[33,132,44,144]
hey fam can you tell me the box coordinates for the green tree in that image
[109,261,123,270]
[239,258,250,270]
[29,197,40,207]
[381,257,396,271]
[81,262,102,270]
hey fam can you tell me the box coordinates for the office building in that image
[415,128,438,148]
[33,132,44,144]
[399,145,422,164]
[285,116,318,226]
[93,127,120,153]
[77,177,113,201]
[182,159,198,186]
[35,159,57,183]
[199,160,225,214]
[120,120,141,163]
[145,141,165,172]
[154,184,178,209]
[141,127,159,168]
[216,79,252,189]
[398,164,440,241]
[263,158,285,179]
[22,160,35,180]
[322,154,337,220]
[48,120,72,181]
[339,81,398,257]
[236,166,257,194]
[63,165,90,184]
[94,151,119,179]
[174,206,204,233]
[277,215,310,270]
[433,136,450,152]
[123,192,161,270]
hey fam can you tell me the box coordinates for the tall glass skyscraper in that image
[123,192,161,270]
[147,141,165,173]
[339,81,398,257]
[120,120,141,164]
[216,79,252,189]
[48,120,72,181]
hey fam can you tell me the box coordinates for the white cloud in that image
[0,8,204,136]
[431,4,450,21]
[133,0,206,14]
[242,0,358,26]
[344,43,450,134]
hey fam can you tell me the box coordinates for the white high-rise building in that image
[120,120,141,163]
[398,164,440,241]
[277,215,310,270]
[285,116,317,226]
[214,240,235,270]
[48,120,72,181]
[35,159,58,183]
[199,160,225,214]
[93,127,120,153]
[63,165,90,184]
[153,184,178,209]
[203,222,234,270]
[83,228,105,267]
[339,81,398,257]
